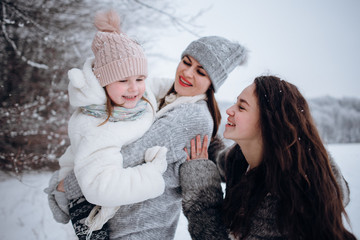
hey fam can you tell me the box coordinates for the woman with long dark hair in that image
[181,75,356,239]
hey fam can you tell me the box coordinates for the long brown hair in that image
[223,75,355,239]
[158,84,221,140]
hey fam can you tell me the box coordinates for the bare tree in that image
[0,0,205,173]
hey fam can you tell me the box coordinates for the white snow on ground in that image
[0,143,359,240]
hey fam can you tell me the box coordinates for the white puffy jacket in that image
[58,57,170,231]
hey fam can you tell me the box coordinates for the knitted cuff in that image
[64,170,84,200]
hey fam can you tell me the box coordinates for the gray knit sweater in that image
[180,146,350,240]
[63,99,213,239]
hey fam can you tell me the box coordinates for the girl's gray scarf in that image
[80,99,147,122]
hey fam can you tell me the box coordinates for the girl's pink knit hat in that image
[91,10,147,87]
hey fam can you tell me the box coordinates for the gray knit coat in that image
[62,99,213,239]
[180,144,350,240]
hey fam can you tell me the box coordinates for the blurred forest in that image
[309,96,360,143]
[1,0,359,174]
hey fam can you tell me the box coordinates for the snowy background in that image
[147,0,360,102]
[0,143,359,240]
[1,0,360,239]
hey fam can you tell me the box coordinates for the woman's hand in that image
[57,179,65,192]
[184,135,209,161]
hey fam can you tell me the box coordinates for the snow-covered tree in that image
[0,0,203,173]
[309,96,360,143]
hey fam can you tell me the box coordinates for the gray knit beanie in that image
[181,36,248,92]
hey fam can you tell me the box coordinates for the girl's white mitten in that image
[145,146,168,173]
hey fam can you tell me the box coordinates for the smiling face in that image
[174,55,212,96]
[105,75,146,109]
[224,83,262,145]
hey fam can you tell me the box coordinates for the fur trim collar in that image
[156,93,206,118]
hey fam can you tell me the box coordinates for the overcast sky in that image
[147,0,360,102]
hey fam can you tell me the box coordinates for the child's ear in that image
[68,68,86,89]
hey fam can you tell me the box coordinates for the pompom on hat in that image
[181,36,248,92]
[91,10,147,87]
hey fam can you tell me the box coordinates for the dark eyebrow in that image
[185,55,204,69]
[237,96,250,106]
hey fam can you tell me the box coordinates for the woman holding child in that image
[46,9,248,240]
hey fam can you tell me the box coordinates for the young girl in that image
[181,75,356,239]
[47,35,249,239]
[47,10,168,239]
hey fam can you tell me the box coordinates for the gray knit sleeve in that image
[63,170,83,200]
[43,171,71,223]
[180,159,229,240]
